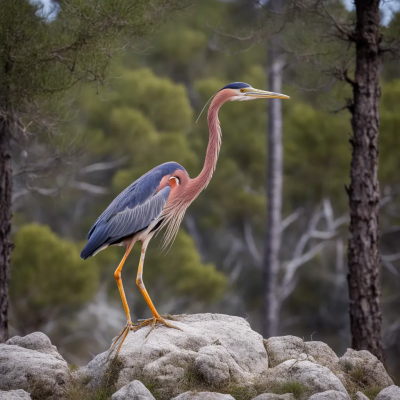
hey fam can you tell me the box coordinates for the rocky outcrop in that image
[0,390,31,400]
[2,314,396,400]
[111,380,155,400]
[0,332,69,400]
[84,314,268,398]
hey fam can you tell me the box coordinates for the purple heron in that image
[81,82,289,354]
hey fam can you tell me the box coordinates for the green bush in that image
[10,223,99,332]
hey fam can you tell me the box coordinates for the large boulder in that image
[172,393,235,400]
[111,380,155,400]
[85,314,269,399]
[308,391,350,399]
[258,359,348,398]
[0,390,31,400]
[264,337,339,371]
[0,332,69,399]
[375,385,400,400]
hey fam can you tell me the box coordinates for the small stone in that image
[111,380,155,400]
[252,394,295,400]
[375,385,400,400]
[354,392,369,400]
[308,390,350,399]
[172,392,235,400]
[0,389,32,399]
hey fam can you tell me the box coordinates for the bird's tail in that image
[80,227,108,259]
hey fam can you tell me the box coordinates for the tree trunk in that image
[347,0,384,362]
[0,107,13,343]
[263,0,285,338]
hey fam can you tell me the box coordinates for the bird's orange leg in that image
[110,242,134,354]
[131,239,182,337]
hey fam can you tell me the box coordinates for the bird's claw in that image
[131,315,182,338]
[110,316,182,356]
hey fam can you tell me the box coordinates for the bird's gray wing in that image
[80,186,170,259]
[105,186,170,240]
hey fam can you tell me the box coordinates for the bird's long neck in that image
[191,90,232,195]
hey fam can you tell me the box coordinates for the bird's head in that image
[219,82,290,101]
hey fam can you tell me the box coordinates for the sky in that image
[35,0,399,25]
[343,0,400,25]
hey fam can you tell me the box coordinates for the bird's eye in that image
[169,176,180,185]
[240,88,246,93]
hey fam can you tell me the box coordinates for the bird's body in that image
[81,82,289,354]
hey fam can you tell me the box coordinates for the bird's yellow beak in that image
[245,88,290,99]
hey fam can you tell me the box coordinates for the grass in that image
[64,357,123,400]
[339,360,385,400]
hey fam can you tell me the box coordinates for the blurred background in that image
[8,0,400,382]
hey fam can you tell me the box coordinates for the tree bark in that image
[347,0,384,362]
[263,0,285,338]
[0,106,13,343]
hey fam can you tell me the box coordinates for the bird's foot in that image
[110,319,134,355]
[131,315,182,338]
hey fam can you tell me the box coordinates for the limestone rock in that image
[0,389,32,400]
[338,349,393,388]
[0,333,69,400]
[375,385,400,400]
[260,360,348,398]
[252,394,295,400]
[86,314,268,398]
[264,337,339,371]
[6,332,63,361]
[308,390,350,399]
[172,392,235,400]
[304,342,339,371]
[111,380,155,400]
[264,336,305,367]
[354,392,369,400]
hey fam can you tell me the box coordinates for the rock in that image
[172,392,235,400]
[86,314,268,398]
[354,392,369,400]
[264,337,339,371]
[260,360,348,398]
[194,345,252,387]
[308,390,350,399]
[375,385,400,400]
[6,332,64,361]
[338,349,393,388]
[264,336,305,367]
[0,333,69,400]
[0,390,32,400]
[252,394,295,400]
[304,342,340,371]
[111,380,155,400]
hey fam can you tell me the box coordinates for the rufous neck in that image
[192,89,233,192]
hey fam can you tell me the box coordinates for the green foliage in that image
[276,381,307,398]
[0,0,189,106]
[10,224,98,331]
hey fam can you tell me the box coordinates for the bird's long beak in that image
[245,88,290,99]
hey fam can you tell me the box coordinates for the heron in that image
[81,82,289,354]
